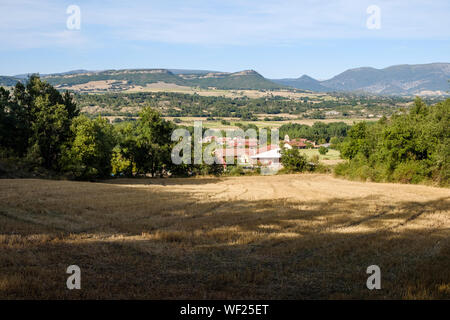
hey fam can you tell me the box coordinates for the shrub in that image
[310,154,320,165]
[329,137,341,149]
[391,161,428,184]
[203,163,224,176]
[318,146,328,155]
[281,148,308,172]
[227,165,244,176]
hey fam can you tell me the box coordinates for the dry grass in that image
[0,174,449,299]
[62,80,333,100]
[123,86,333,100]
[161,117,365,129]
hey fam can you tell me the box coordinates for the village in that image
[203,134,328,169]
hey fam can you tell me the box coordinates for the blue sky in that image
[1,0,449,79]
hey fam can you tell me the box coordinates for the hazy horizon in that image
[4,61,450,81]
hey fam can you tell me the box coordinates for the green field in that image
[299,148,341,161]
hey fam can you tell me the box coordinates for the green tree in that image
[281,148,308,172]
[116,107,175,177]
[114,121,139,176]
[340,122,370,160]
[28,96,72,169]
[60,116,116,179]
[335,98,450,186]
[329,136,341,149]
[0,75,79,165]
[135,107,174,177]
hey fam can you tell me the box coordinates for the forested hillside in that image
[41,69,285,91]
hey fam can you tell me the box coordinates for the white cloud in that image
[0,0,449,49]
[0,0,90,49]
[84,0,450,44]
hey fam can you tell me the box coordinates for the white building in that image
[250,148,282,168]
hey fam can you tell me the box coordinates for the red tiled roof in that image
[284,138,313,147]
[214,148,256,157]
[288,141,307,147]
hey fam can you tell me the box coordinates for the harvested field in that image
[0,174,449,299]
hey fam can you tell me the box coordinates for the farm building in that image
[283,135,315,149]
[214,144,280,168]
[250,148,282,168]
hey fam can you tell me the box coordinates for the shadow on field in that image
[100,176,223,186]
[0,179,449,299]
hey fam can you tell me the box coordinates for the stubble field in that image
[0,174,449,299]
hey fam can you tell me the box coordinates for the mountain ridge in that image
[1,63,449,95]
[37,68,285,91]
[272,62,450,95]
[273,74,329,92]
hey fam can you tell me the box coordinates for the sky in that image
[0,0,449,79]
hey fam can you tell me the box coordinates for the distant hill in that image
[272,75,328,92]
[273,63,450,95]
[0,76,22,86]
[35,69,285,91]
[322,63,450,95]
[3,63,449,95]
[181,70,284,90]
[168,69,219,75]
[43,69,187,88]
[14,69,91,79]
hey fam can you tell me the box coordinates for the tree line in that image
[1,76,447,185]
[279,121,350,144]
[74,90,417,120]
[0,76,231,179]
[0,76,172,179]
[335,97,449,186]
